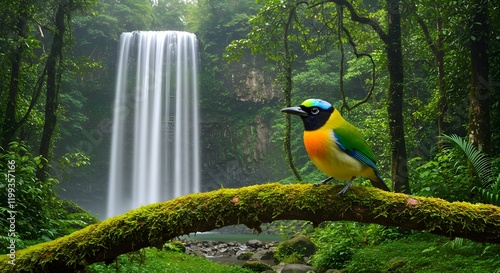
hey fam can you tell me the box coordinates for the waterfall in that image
[106,31,200,218]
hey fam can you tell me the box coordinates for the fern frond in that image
[440,134,494,187]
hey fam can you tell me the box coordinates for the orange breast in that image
[303,129,368,180]
[303,130,332,160]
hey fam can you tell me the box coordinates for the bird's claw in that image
[337,177,356,194]
[314,177,334,187]
[337,184,350,194]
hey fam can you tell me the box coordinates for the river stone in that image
[236,251,254,260]
[281,264,317,273]
[246,239,263,248]
[276,234,316,262]
[241,260,273,272]
[251,249,275,260]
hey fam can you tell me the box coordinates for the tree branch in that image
[312,0,388,43]
[414,14,437,57]
[340,26,377,112]
[2,183,500,272]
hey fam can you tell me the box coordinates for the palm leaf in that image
[440,134,493,187]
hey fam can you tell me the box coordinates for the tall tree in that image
[321,0,410,192]
[468,0,491,154]
[1,0,28,148]
[0,0,43,149]
[385,0,409,192]
[412,1,448,145]
[36,1,71,182]
[36,0,96,182]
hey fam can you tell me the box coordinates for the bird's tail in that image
[369,172,391,192]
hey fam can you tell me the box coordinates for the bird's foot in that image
[314,177,334,187]
[337,177,356,194]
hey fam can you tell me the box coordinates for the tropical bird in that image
[281,98,390,194]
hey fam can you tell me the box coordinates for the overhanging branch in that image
[312,0,388,43]
[2,183,500,272]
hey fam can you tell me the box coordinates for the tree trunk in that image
[434,12,447,146]
[415,5,447,147]
[386,0,409,193]
[36,2,67,182]
[1,183,499,272]
[468,0,490,154]
[1,2,28,149]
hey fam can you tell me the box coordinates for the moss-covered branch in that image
[2,183,500,272]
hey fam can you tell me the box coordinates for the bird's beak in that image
[281,106,308,117]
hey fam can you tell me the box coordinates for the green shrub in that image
[0,142,97,252]
[309,222,405,271]
[345,233,500,273]
[410,148,473,202]
[0,142,59,242]
[311,242,353,271]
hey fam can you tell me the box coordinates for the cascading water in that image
[106,31,200,218]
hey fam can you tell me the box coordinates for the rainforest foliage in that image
[0,0,499,271]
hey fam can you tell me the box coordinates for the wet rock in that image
[246,239,264,248]
[236,251,254,260]
[251,249,275,261]
[281,264,317,273]
[241,260,273,272]
[275,234,316,263]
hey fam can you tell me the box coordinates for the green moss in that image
[237,252,254,260]
[275,234,316,263]
[163,241,186,253]
[241,260,273,272]
[0,183,499,272]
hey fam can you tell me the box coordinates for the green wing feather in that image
[332,122,379,171]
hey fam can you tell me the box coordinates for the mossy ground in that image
[345,233,500,273]
[86,248,253,273]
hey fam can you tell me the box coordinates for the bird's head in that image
[281,99,334,131]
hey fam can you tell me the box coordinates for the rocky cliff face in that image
[233,67,281,103]
[244,115,270,161]
[229,57,281,103]
[201,113,287,191]
[200,55,288,191]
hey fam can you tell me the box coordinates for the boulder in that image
[275,234,316,263]
[241,260,273,272]
[281,264,317,273]
[251,249,275,261]
[247,239,264,248]
[237,251,254,260]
